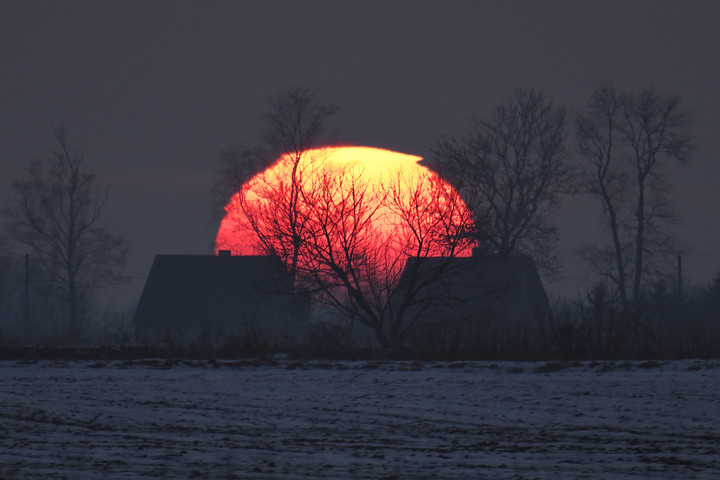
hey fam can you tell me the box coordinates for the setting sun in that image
[216,146,475,276]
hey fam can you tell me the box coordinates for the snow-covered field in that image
[1,358,718,479]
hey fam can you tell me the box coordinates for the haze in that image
[1,0,719,307]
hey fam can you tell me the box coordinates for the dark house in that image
[134,252,308,345]
[397,254,551,352]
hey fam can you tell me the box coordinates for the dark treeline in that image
[547,274,720,358]
[1,84,718,359]
[0,255,719,359]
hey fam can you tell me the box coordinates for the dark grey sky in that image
[2,0,719,306]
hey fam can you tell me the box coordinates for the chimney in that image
[218,250,232,257]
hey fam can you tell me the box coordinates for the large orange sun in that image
[216,146,475,275]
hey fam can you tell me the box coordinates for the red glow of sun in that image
[216,146,475,274]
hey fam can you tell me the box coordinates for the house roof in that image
[396,254,550,325]
[134,254,295,330]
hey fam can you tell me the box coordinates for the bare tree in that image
[576,83,694,342]
[294,167,475,349]
[576,84,631,314]
[431,88,572,273]
[211,143,266,222]
[214,87,338,282]
[3,127,128,342]
[262,87,338,282]
[214,88,477,348]
[261,87,339,158]
[225,152,475,349]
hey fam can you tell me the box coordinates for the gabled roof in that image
[399,254,548,308]
[396,254,551,348]
[134,254,295,330]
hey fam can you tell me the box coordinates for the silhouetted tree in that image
[224,151,476,349]
[211,144,266,221]
[699,273,720,350]
[3,127,128,342]
[0,234,9,256]
[214,88,482,348]
[213,87,338,282]
[261,86,339,159]
[296,168,474,348]
[577,280,625,353]
[432,88,572,273]
[576,83,694,343]
[261,87,338,282]
[705,273,720,309]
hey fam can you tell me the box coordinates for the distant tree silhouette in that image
[432,88,573,274]
[211,144,266,222]
[3,127,128,342]
[577,280,625,353]
[0,234,9,255]
[576,83,694,345]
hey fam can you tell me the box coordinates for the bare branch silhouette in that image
[577,83,694,345]
[432,88,573,274]
[3,127,128,342]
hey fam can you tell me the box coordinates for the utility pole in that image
[677,255,683,302]
[24,254,30,341]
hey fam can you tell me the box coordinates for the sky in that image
[1,0,719,308]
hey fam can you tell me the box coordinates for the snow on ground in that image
[0,358,718,479]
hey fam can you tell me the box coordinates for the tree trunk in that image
[631,177,646,347]
[69,277,78,345]
[606,201,631,322]
[374,325,391,350]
